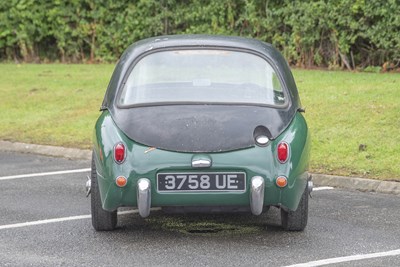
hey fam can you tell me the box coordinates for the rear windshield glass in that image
[119,49,285,106]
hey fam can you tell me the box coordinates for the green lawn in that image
[0,64,399,180]
[294,69,400,180]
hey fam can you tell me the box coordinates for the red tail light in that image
[114,143,125,163]
[277,142,289,163]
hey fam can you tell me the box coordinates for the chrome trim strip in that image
[191,159,212,168]
[250,176,265,215]
[137,178,151,218]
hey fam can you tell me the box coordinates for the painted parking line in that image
[0,210,138,230]
[313,186,334,191]
[284,249,400,267]
[0,168,91,181]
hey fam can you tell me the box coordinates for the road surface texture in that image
[0,151,399,266]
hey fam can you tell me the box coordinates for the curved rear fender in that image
[92,111,131,210]
[272,112,310,210]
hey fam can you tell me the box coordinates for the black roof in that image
[103,35,301,109]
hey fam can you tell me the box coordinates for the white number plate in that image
[157,172,246,192]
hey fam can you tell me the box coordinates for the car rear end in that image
[91,35,311,231]
[93,110,310,217]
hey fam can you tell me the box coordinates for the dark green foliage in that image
[1,0,399,68]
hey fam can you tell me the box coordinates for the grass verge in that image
[0,64,399,180]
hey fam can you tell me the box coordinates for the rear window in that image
[119,49,285,106]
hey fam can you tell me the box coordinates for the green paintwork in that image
[93,110,310,212]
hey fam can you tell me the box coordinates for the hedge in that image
[1,0,399,69]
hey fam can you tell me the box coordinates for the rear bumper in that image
[97,170,308,215]
[133,175,266,217]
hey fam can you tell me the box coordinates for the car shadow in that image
[115,206,286,236]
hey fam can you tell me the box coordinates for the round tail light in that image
[116,176,127,187]
[276,176,288,188]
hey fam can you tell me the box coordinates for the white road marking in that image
[0,168,91,181]
[0,210,137,230]
[313,186,334,191]
[284,249,400,267]
[0,208,161,230]
[0,214,92,230]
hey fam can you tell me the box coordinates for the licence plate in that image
[157,172,246,192]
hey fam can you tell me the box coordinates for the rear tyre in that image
[91,155,117,231]
[281,183,308,231]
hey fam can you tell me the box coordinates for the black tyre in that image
[281,183,308,231]
[91,154,117,231]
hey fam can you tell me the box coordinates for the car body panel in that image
[93,110,310,212]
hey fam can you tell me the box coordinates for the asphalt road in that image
[0,151,399,266]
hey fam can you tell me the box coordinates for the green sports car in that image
[87,35,312,231]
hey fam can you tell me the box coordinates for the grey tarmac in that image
[0,147,400,266]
